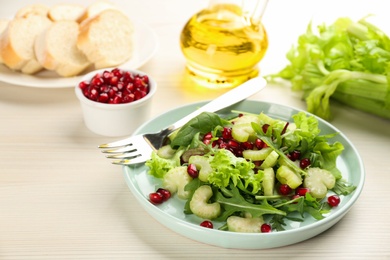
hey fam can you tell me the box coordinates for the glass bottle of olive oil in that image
[180,1,268,88]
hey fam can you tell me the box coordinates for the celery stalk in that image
[332,92,390,119]
[268,15,390,121]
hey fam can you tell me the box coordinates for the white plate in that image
[123,100,365,249]
[0,19,158,88]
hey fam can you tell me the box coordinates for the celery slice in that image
[242,147,272,161]
[276,165,302,189]
[262,168,275,196]
[188,155,213,182]
[260,151,279,169]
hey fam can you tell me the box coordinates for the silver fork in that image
[98,76,267,165]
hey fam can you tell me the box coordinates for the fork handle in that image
[170,77,267,130]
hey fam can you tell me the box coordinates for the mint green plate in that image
[123,100,365,249]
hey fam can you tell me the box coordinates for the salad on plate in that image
[144,109,356,233]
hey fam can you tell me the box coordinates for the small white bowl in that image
[75,68,157,137]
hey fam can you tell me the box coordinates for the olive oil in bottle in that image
[180,3,268,88]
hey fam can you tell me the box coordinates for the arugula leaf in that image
[214,184,286,222]
[278,193,329,220]
[170,112,230,148]
[270,215,287,231]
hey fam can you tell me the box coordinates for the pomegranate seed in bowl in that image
[79,68,151,104]
[75,67,157,137]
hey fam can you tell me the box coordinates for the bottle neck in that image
[207,0,268,26]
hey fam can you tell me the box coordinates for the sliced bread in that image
[77,9,134,69]
[35,20,91,77]
[48,4,85,22]
[15,4,49,18]
[0,19,10,64]
[0,15,51,74]
[77,0,117,23]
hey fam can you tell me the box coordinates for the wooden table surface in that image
[1,0,389,259]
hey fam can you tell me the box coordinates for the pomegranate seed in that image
[253,161,262,167]
[299,158,311,169]
[203,132,213,145]
[234,148,243,157]
[156,188,171,201]
[261,223,272,233]
[89,88,99,100]
[291,194,301,201]
[123,93,135,103]
[222,127,232,139]
[187,164,199,178]
[227,140,240,149]
[134,77,144,88]
[295,187,310,196]
[289,150,301,161]
[123,71,133,82]
[107,88,115,98]
[149,192,164,204]
[219,142,228,149]
[134,90,147,100]
[102,71,112,82]
[254,139,265,149]
[98,93,109,103]
[200,220,213,229]
[142,75,149,84]
[117,82,124,90]
[327,195,341,207]
[79,81,89,90]
[279,184,292,195]
[110,76,119,85]
[112,96,122,104]
[91,76,104,86]
[262,124,269,134]
[241,141,253,150]
[100,85,109,93]
[112,68,122,77]
[126,83,134,92]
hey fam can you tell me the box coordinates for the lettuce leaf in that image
[145,150,182,178]
[268,16,390,120]
[206,149,262,194]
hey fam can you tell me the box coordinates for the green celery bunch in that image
[268,16,390,120]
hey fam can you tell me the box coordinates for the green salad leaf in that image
[207,149,261,194]
[145,151,179,178]
[170,112,230,148]
[268,15,390,120]
[214,184,286,221]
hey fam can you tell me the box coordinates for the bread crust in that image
[77,9,134,69]
[0,15,51,74]
[35,20,90,77]
[48,3,85,22]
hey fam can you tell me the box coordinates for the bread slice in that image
[77,0,117,23]
[77,9,134,69]
[0,15,51,74]
[0,19,9,64]
[48,4,85,22]
[15,4,49,18]
[34,20,91,77]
